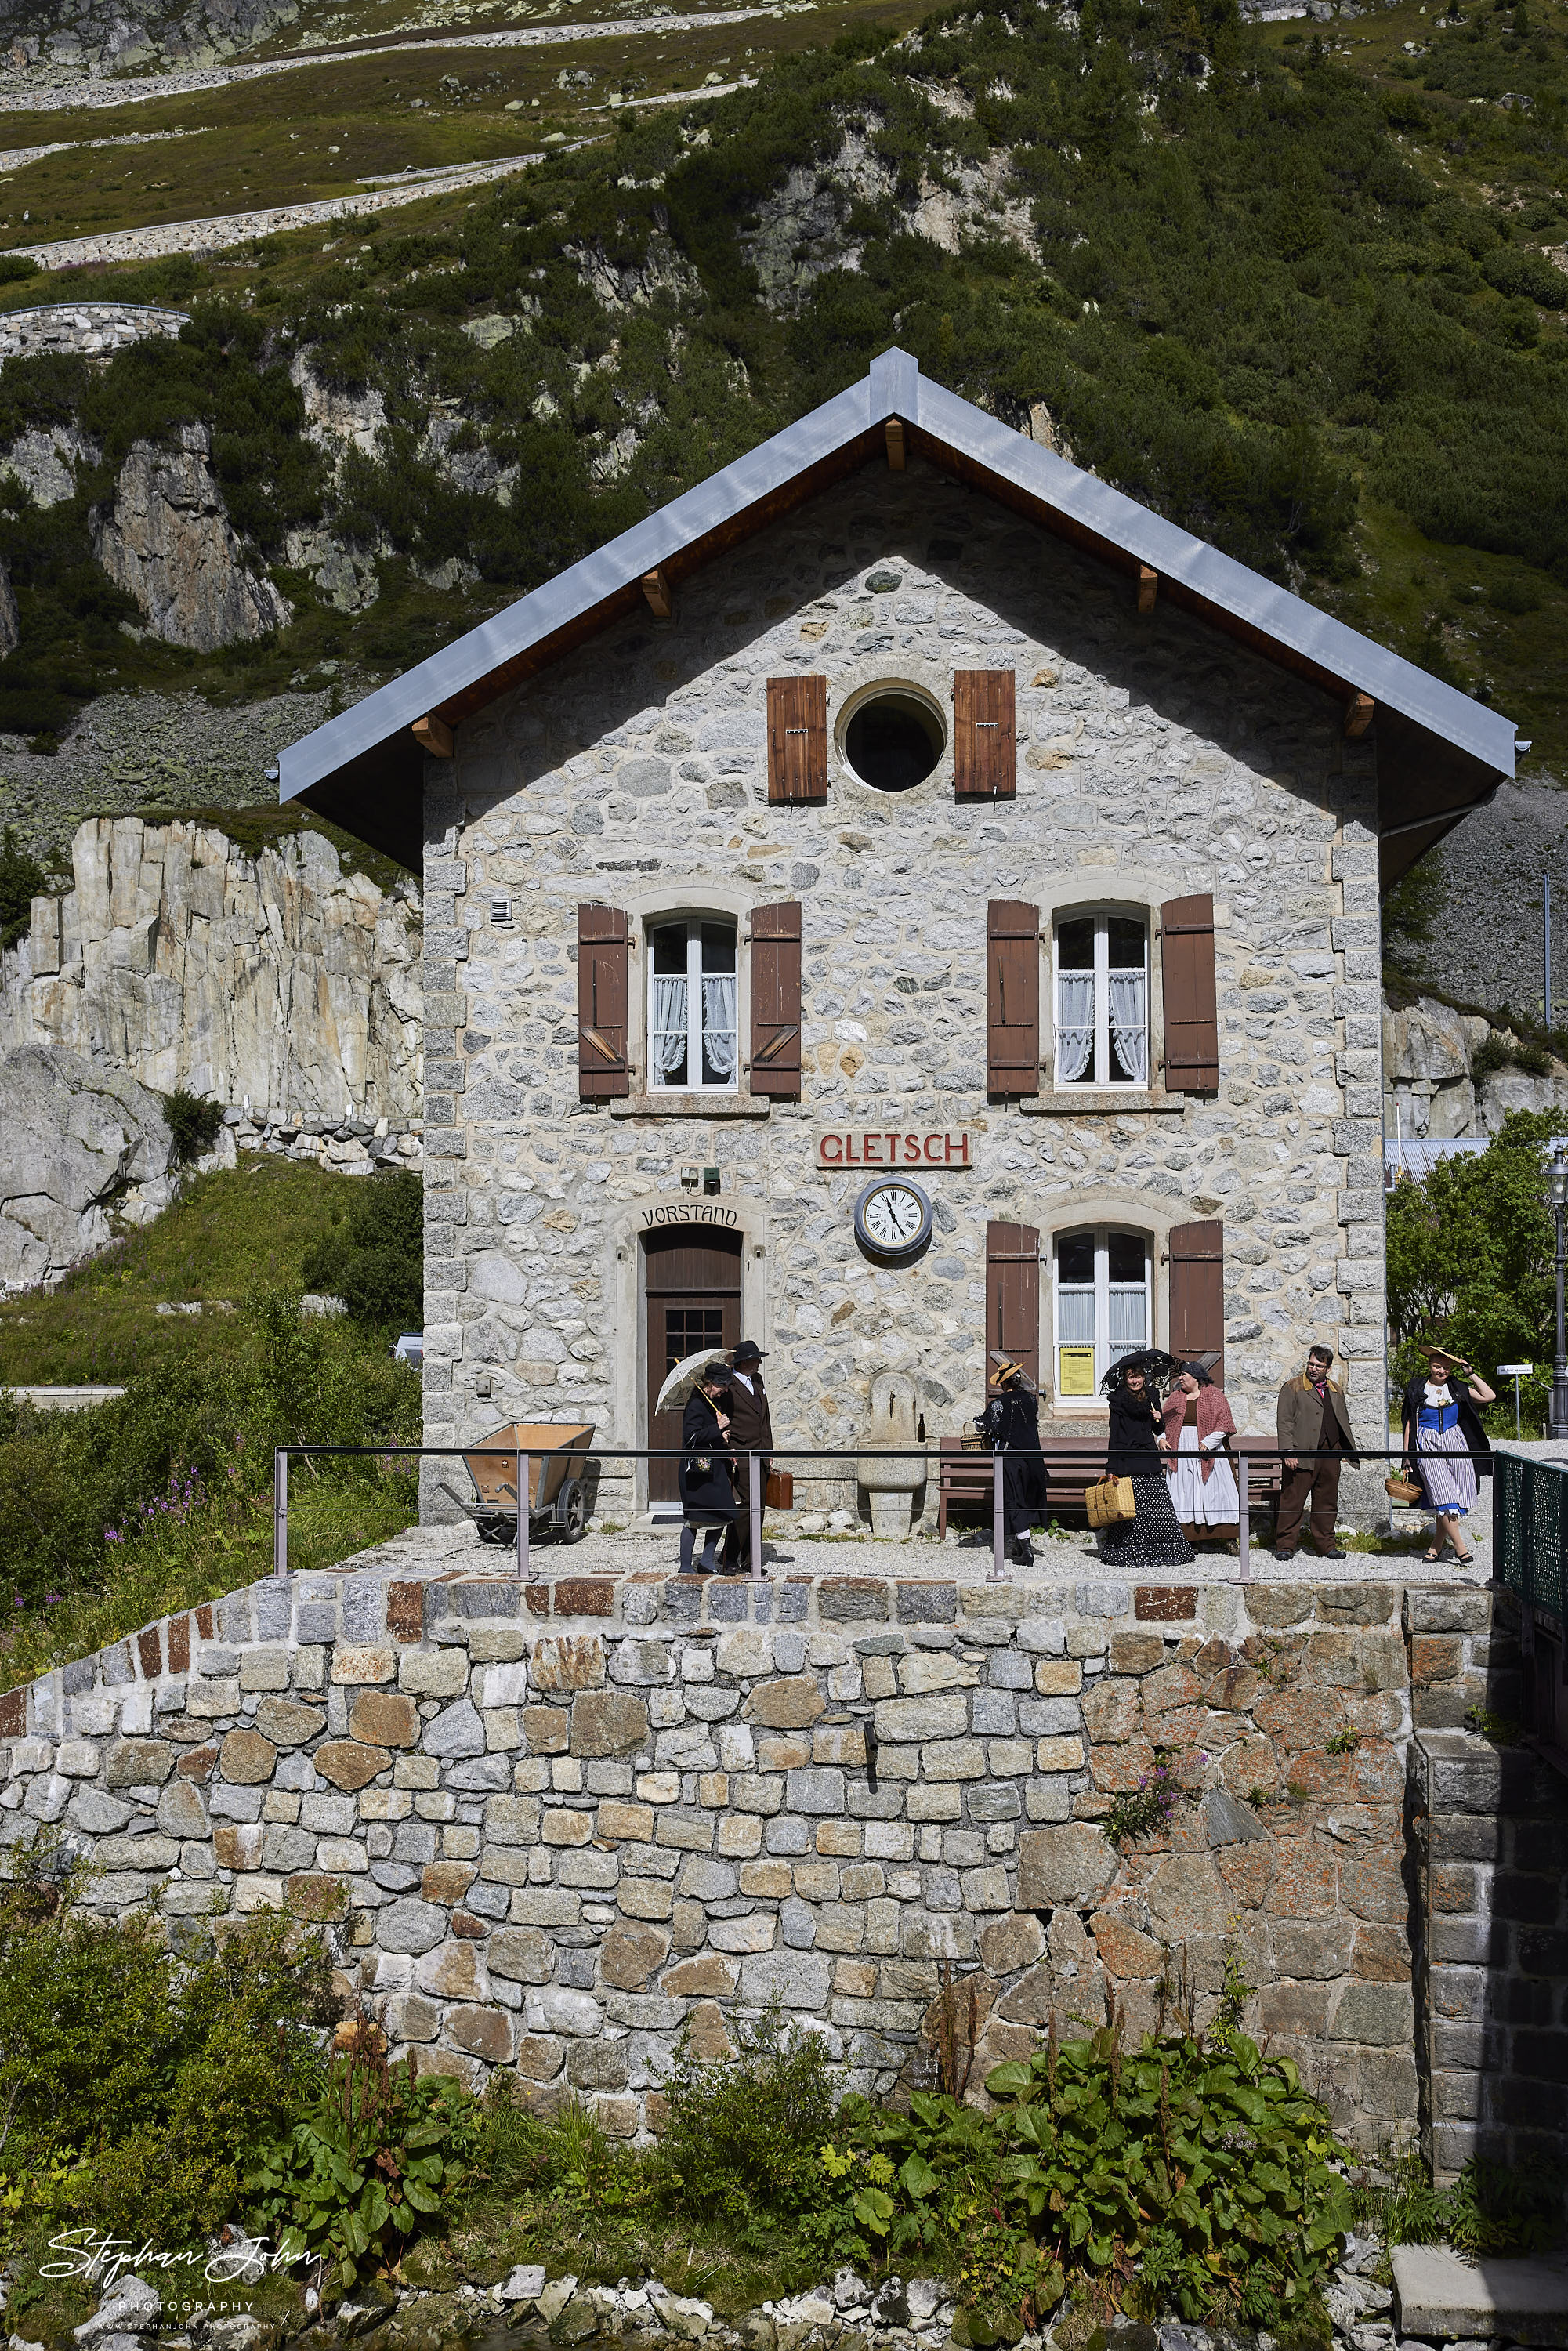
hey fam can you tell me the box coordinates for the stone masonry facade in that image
[2,1565,1421,2150]
[420,455,1387,1523]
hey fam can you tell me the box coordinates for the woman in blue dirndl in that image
[1400,1340,1494,1567]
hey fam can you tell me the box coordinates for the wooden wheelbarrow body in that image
[441,1420,595,1545]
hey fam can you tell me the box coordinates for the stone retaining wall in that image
[0,1567,1427,2149]
[0,302,187,363]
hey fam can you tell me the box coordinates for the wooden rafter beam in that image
[885,418,906,471]
[1137,564,1158,614]
[411,713,454,758]
[642,567,673,619]
[1345,691,1374,739]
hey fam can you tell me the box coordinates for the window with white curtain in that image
[1053,1228,1150,1400]
[649,920,739,1091]
[1054,913,1149,1089]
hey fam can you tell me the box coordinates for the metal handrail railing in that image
[271,1440,1507,1591]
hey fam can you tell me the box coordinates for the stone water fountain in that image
[856,1369,924,1538]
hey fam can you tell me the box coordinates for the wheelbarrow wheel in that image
[556,1478,587,1544]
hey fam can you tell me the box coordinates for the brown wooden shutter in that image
[1161,892,1219,1091]
[749,900,802,1099]
[1168,1219,1225,1388]
[954,669,1016,799]
[767,675,828,802]
[987,899,1040,1097]
[577,904,629,1099]
[987,1221,1041,1393]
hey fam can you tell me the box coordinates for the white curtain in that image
[1107,969,1148,1084]
[702,975,738,1080]
[1056,973,1095,1083]
[652,976,688,1080]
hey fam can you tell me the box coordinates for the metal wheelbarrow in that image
[440,1419,594,1545]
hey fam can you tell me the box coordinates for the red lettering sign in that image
[814,1129,976,1170]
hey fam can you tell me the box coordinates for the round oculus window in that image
[842,689,946,793]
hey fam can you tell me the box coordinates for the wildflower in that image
[45,1592,63,1605]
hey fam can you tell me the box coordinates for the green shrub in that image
[247,2036,483,2286]
[0,1846,336,2262]
[657,2006,844,2251]
[161,1087,225,1168]
[0,255,39,284]
[301,1168,423,1331]
[0,826,46,950]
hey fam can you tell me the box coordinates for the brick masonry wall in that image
[422,453,1387,1523]
[1407,1589,1568,2186]
[0,1568,1422,2148]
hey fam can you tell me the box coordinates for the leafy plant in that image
[1355,2146,1560,2259]
[981,2011,1353,2327]
[1324,1726,1362,1755]
[1464,1703,1521,1744]
[246,2032,481,2286]
[1103,1751,1179,1847]
[161,1089,226,1168]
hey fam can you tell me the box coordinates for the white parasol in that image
[656,1346,733,1416]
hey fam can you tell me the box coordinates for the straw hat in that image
[1414,1335,1468,1369]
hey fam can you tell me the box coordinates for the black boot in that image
[679,1524,696,1573]
[700,1532,722,1574]
[1014,1535,1035,1565]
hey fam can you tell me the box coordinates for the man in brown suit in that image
[1275,1342,1358,1559]
[722,1339,773,1570]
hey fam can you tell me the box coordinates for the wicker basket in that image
[1385,1473,1424,1505]
[1085,1473,1137,1529]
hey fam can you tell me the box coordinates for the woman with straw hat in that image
[976,1353,1046,1567]
[1400,1340,1494,1566]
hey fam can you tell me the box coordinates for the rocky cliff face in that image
[0,1042,175,1292]
[1383,991,1568,1139]
[0,816,422,1119]
[91,426,292,652]
[0,0,296,85]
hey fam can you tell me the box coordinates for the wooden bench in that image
[937,1433,1284,1535]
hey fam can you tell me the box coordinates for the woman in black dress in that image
[678,1367,741,1574]
[977,1353,1046,1567]
[1099,1359,1196,1569]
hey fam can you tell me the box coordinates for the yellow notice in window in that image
[1059,1346,1096,1398]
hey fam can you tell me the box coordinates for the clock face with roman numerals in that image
[853,1178,933,1263]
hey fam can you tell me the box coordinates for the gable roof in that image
[277,346,1518,875]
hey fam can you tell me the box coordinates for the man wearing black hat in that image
[724,1340,773,1570]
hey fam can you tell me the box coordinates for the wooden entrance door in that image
[644,1227,744,1503]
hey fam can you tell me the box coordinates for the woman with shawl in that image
[1161,1359,1240,1552]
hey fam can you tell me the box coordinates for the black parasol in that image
[1099,1348,1181,1395]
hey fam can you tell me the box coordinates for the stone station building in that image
[279,350,1520,1527]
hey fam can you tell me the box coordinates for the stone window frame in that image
[824,655,958,812]
[1022,870,1205,1117]
[1034,1190,1192,1412]
[607,881,772,1120]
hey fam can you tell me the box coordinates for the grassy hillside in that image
[0,1160,423,1687]
[0,1157,381,1384]
[2,0,1566,771]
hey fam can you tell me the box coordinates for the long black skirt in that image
[1096,1470,1196,1569]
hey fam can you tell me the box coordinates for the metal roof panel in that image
[279,346,1516,811]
